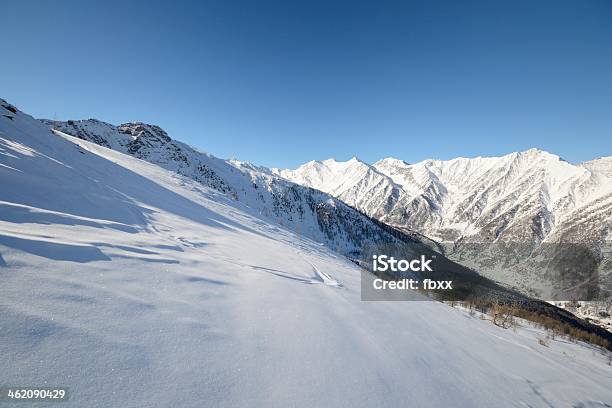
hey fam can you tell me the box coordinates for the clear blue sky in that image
[2,0,611,168]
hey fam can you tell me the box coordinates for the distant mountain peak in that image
[374,157,409,168]
[320,156,365,166]
[516,147,562,160]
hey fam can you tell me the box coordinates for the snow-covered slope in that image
[2,99,612,406]
[41,119,416,258]
[278,152,612,298]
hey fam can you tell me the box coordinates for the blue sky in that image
[2,0,611,168]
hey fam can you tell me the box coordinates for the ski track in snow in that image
[216,251,342,287]
[298,251,342,287]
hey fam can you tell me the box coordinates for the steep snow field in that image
[1,103,612,407]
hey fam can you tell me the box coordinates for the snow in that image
[1,101,612,407]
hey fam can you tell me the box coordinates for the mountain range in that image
[277,152,612,299]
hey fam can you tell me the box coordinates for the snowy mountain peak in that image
[374,157,409,168]
[321,156,366,167]
[515,147,568,163]
[522,147,548,155]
